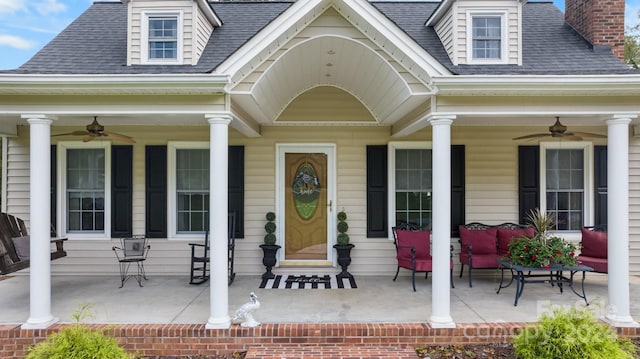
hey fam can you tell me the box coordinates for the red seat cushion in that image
[497,228,534,256]
[467,253,502,268]
[395,230,430,260]
[459,227,498,255]
[397,255,453,272]
[577,255,607,273]
[580,228,607,258]
[414,258,434,272]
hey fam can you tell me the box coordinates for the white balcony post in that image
[206,114,231,329]
[428,115,455,328]
[604,115,639,327]
[22,114,58,329]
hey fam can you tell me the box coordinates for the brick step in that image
[245,344,419,359]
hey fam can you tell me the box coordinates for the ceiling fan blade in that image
[104,131,136,144]
[512,133,551,140]
[82,134,96,142]
[570,131,606,139]
[52,130,90,137]
[562,134,583,141]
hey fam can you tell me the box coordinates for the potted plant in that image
[505,208,577,268]
[333,210,355,280]
[260,212,281,279]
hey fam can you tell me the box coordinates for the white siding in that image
[434,5,456,65]
[194,5,213,64]
[629,137,640,274]
[5,127,30,220]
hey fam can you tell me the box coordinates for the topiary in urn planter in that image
[260,211,280,279]
[333,210,354,280]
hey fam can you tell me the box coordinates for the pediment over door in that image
[225,4,447,136]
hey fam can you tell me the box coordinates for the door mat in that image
[259,274,357,289]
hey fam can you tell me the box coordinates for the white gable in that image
[218,0,451,133]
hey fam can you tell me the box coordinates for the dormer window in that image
[467,11,508,64]
[141,11,183,64]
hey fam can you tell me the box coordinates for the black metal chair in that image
[391,222,454,291]
[189,212,236,285]
[112,235,150,288]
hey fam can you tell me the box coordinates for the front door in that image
[277,144,335,266]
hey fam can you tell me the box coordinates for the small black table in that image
[496,259,593,306]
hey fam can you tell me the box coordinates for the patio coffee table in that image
[496,259,593,306]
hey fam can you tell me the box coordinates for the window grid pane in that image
[545,149,584,230]
[395,149,432,229]
[67,149,105,232]
[148,17,178,60]
[472,16,501,59]
[176,149,210,233]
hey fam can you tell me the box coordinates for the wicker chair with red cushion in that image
[578,226,607,273]
[459,222,533,287]
[392,225,454,291]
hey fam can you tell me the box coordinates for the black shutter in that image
[111,146,133,238]
[228,146,244,239]
[451,145,465,237]
[51,145,57,237]
[518,146,540,225]
[146,146,167,238]
[594,145,607,227]
[366,145,387,237]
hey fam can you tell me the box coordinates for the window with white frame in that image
[467,11,506,63]
[142,11,182,64]
[541,143,593,231]
[169,142,210,237]
[388,143,432,230]
[58,142,111,238]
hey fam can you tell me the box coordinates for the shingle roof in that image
[6,1,293,74]
[372,1,635,75]
[4,0,635,75]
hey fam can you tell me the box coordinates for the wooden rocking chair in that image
[189,212,236,285]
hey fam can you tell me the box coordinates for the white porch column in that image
[428,116,455,328]
[22,114,58,329]
[206,114,231,329]
[604,115,639,327]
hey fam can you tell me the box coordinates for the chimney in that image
[565,0,625,61]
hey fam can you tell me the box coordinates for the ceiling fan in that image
[512,117,606,141]
[52,117,135,144]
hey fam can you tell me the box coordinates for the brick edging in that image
[1,322,638,358]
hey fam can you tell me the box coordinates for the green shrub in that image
[264,233,277,245]
[264,222,276,234]
[337,221,349,234]
[26,304,135,359]
[265,212,276,222]
[337,233,350,246]
[26,325,134,359]
[336,210,350,245]
[513,306,637,359]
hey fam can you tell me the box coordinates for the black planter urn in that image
[333,243,355,280]
[260,244,281,279]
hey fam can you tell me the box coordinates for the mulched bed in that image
[417,337,640,358]
[147,338,640,358]
[416,343,514,358]
[145,354,246,359]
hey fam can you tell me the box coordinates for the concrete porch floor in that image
[1,271,638,326]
